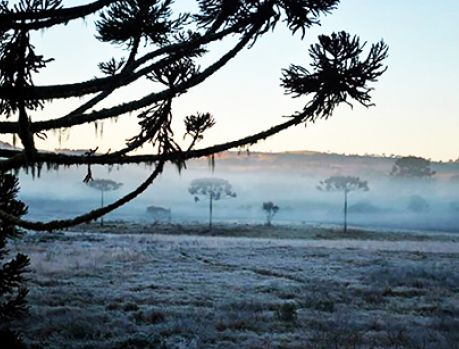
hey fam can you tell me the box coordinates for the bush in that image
[407,195,429,212]
[348,200,380,213]
[123,302,139,312]
[276,302,298,322]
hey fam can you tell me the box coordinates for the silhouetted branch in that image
[34,27,253,131]
[0,0,388,229]
[0,20,244,103]
[0,107,310,171]
[0,25,254,134]
[0,161,164,231]
[0,28,388,171]
[282,31,388,119]
[0,0,117,31]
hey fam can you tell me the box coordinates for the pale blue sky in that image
[9,1,459,161]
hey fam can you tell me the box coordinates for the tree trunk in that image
[343,190,348,233]
[209,192,213,231]
[100,190,104,226]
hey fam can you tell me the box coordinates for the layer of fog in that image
[18,161,459,233]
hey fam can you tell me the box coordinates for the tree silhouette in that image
[86,179,122,225]
[0,173,29,337]
[317,176,369,233]
[262,201,279,226]
[407,194,429,213]
[189,178,236,230]
[390,156,435,179]
[0,0,387,230]
[146,205,171,223]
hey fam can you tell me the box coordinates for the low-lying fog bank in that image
[18,152,459,233]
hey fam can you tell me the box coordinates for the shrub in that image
[407,195,429,212]
[276,302,298,322]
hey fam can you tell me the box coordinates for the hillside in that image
[187,150,459,180]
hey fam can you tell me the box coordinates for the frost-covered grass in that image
[72,221,459,242]
[10,228,459,349]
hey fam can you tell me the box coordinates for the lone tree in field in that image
[317,176,369,233]
[390,156,435,179]
[262,201,279,226]
[189,178,236,230]
[86,179,122,225]
[0,0,387,232]
[0,173,29,336]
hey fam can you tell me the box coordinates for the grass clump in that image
[276,302,298,322]
[123,302,140,312]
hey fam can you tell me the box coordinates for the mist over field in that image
[11,152,459,348]
[19,151,459,233]
[2,0,459,347]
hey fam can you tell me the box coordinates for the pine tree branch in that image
[0,161,165,231]
[0,25,239,102]
[62,33,142,117]
[0,25,259,135]
[0,108,310,171]
[0,55,182,101]
[0,0,116,31]
[52,25,238,117]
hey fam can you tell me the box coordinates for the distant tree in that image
[86,179,123,225]
[0,1,387,232]
[262,201,279,226]
[407,195,429,213]
[146,205,171,223]
[189,178,236,230]
[317,176,369,233]
[390,156,435,179]
[348,200,380,214]
[0,173,29,342]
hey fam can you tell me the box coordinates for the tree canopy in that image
[87,179,123,193]
[0,0,387,230]
[189,177,236,229]
[317,176,369,194]
[189,177,236,202]
[262,201,279,226]
[390,156,435,179]
[86,178,122,225]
